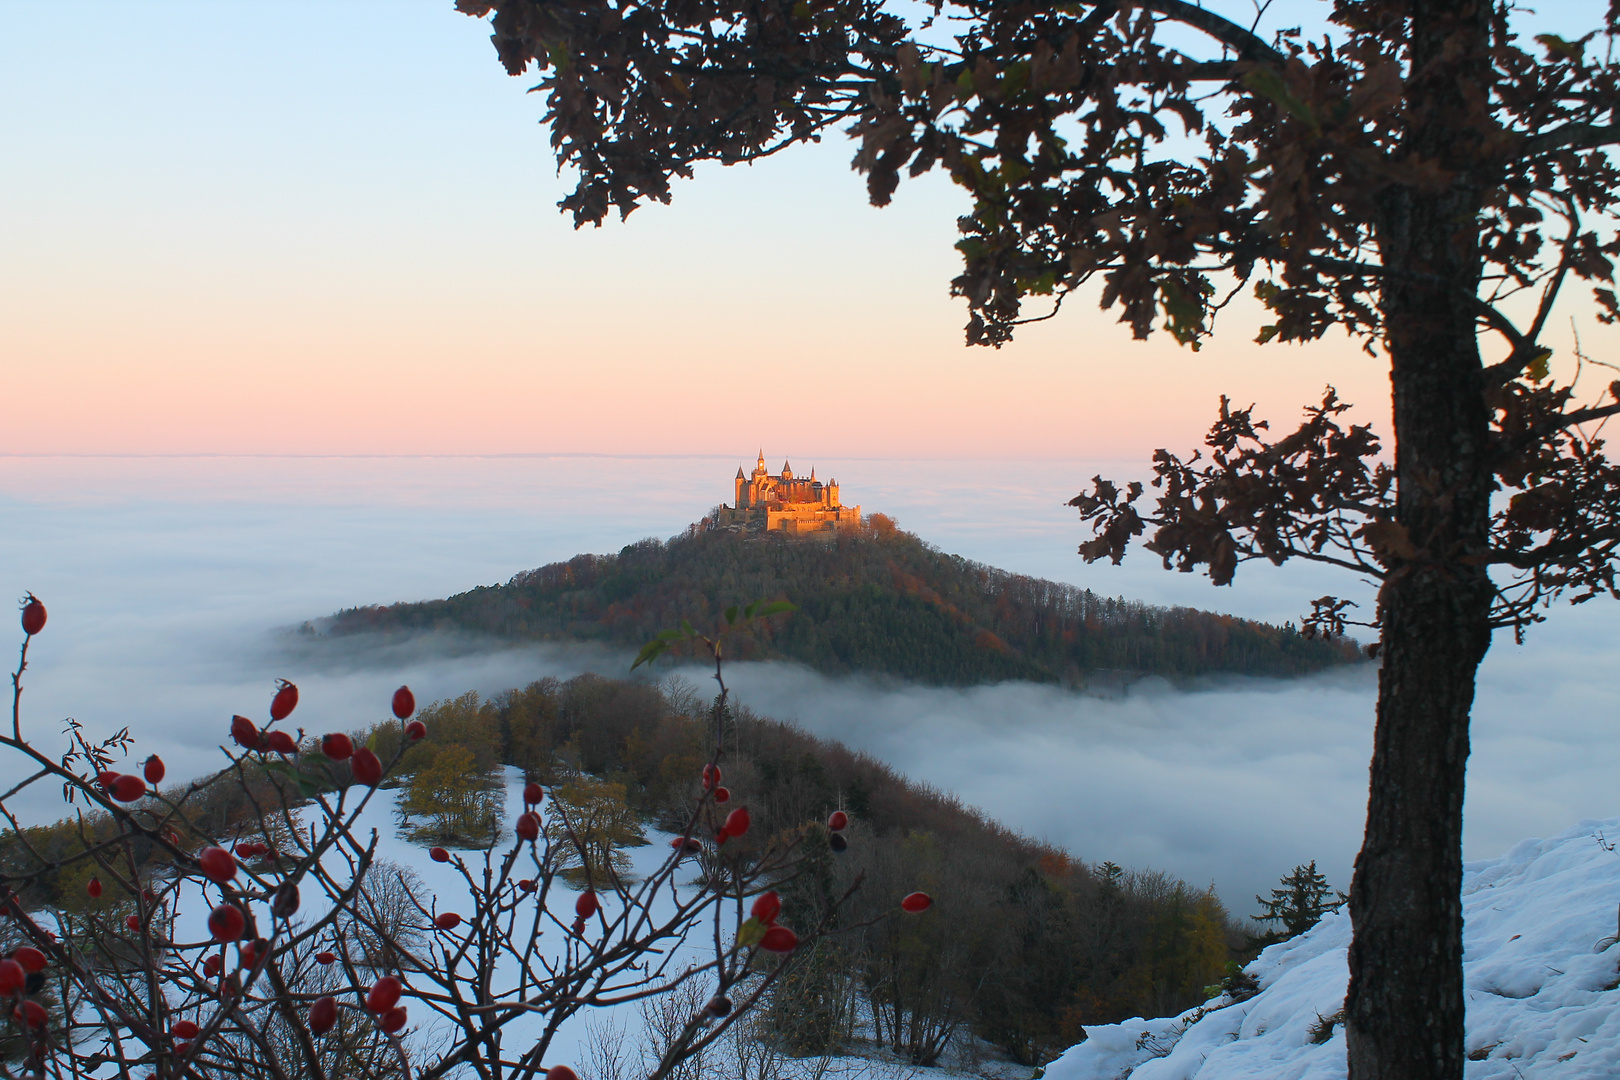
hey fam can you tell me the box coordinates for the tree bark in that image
[1346,4,1497,1078]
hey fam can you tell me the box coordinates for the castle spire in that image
[758,449,765,467]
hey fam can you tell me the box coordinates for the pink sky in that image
[2,3,1599,461]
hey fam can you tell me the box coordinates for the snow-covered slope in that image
[1044,817,1620,1080]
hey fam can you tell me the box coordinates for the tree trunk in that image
[1346,4,1496,1078]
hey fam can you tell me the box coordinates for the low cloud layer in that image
[3,455,1615,919]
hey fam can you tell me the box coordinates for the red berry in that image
[518,879,536,893]
[723,807,750,838]
[828,810,848,831]
[379,1005,408,1034]
[308,995,337,1035]
[0,959,24,994]
[900,892,933,914]
[750,891,781,925]
[434,912,461,930]
[429,847,450,863]
[702,764,721,791]
[266,730,297,755]
[230,715,260,750]
[144,756,166,785]
[314,951,335,965]
[14,948,45,975]
[172,1019,199,1039]
[125,914,142,932]
[273,882,300,919]
[110,775,146,802]
[404,720,426,740]
[365,975,402,1014]
[575,891,599,919]
[20,598,46,637]
[97,771,121,791]
[391,686,415,720]
[760,925,799,953]
[87,877,102,899]
[197,847,237,884]
[269,680,299,721]
[13,1000,46,1028]
[208,904,245,943]
[546,1068,580,1080]
[321,733,354,760]
[713,786,730,804]
[350,748,383,787]
[669,836,703,855]
[203,955,222,977]
[515,812,540,842]
[523,782,544,806]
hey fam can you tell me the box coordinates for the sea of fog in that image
[1,454,1615,917]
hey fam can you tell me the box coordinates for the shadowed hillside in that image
[323,520,1361,685]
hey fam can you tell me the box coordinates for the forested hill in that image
[323,522,1361,685]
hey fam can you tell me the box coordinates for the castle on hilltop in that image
[709,451,862,535]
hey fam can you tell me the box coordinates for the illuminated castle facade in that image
[711,452,862,535]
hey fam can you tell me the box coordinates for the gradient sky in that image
[3,2,1612,459]
[0,1,1376,459]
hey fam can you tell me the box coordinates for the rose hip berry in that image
[429,847,450,863]
[349,748,383,787]
[900,892,933,914]
[392,686,415,720]
[713,786,730,804]
[575,891,599,919]
[404,720,426,740]
[172,1019,199,1039]
[0,960,24,994]
[365,975,402,1014]
[125,915,142,932]
[828,810,848,831]
[208,903,246,943]
[750,891,781,925]
[87,877,102,898]
[230,715,260,750]
[110,775,146,802]
[723,807,750,838]
[314,951,335,965]
[20,597,46,637]
[434,912,462,930]
[702,764,721,791]
[515,812,540,842]
[269,680,299,721]
[760,926,799,953]
[266,730,297,755]
[547,1067,580,1080]
[518,879,536,892]
[13,1000,46,1028]
[309,995,338,1035]
[197,847,237,884]
[321,733,354,760]
[144,756,166,785]
[523,782,544,806]
[380,1005,408,1034]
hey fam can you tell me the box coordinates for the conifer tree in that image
[1254,861,1345,942]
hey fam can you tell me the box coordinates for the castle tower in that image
[735,465,746,507]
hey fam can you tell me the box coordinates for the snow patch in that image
[1043,816,1620,1080]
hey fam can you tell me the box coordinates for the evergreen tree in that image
[1254,862,1345,942]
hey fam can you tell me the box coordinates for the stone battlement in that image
[710,451,862,535]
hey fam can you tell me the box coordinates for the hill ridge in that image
[323,523,1361,686]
